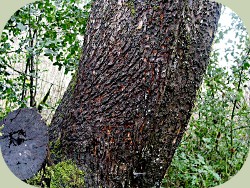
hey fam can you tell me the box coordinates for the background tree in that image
[49,0,221,187]
[0,0,91,121]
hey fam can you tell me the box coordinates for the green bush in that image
[27,160,85,188]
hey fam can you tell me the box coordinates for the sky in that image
[213,6,249,69]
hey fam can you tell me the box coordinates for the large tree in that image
[49,0,221,187]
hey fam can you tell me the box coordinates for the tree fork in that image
[49,0,221,187]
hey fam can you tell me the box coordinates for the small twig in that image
[3,64,66,88]
[233,125,250,131]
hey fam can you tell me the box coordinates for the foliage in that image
[0,0,91,187]
[0,0,91,119]
[163,6,250,188]
[27,160,85,188]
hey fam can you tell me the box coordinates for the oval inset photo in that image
[0,108,48,180]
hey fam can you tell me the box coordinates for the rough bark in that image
[49,0,221,187]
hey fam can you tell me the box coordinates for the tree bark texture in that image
[49,0,221,187]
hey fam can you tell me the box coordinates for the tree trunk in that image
[49,0,221,187]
